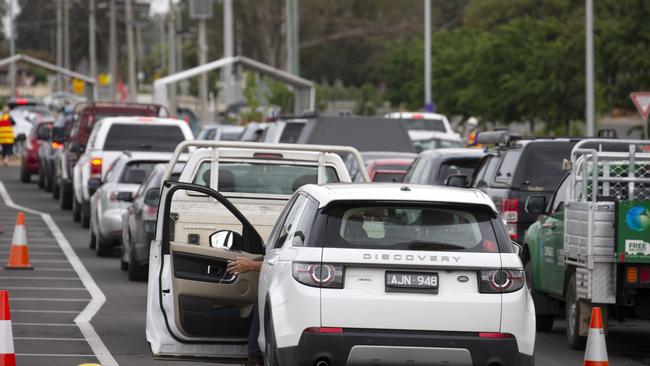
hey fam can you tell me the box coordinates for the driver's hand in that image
[227,257,258,275]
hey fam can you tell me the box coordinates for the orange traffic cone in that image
[5,212,32,270]
[583,306,609,366]
[0,290,16,366]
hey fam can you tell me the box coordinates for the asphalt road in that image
[1,166,649,366]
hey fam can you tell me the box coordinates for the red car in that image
[366,158,414,182]
[20,118,53,183]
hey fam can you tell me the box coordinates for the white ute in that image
[147,175,535,365]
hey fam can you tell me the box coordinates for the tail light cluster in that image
[625,266,650,285]
[502,198,519,240]
[479,269,525,293]
[51,141,63,149]
[292,262,345,289]
[90,158,103,178]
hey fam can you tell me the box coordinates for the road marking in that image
[13,322,77,327]
[0,251,65,255]
[11,309,79,314]
[0,182,118,366]
[0,276,80,280]
[14,337,86,341]
[9,298,90,302]
[3,287,87,291]
[32,268,75,271]
[16,353,96,357]
[29,259,70,263]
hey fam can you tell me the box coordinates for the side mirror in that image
[144,188,160,206]
[445,174,469,188]
[209,230,242,250]
[117,192,134,202]
[88,178,102,196]
[525,196,547,214]
[69,142,85,154]
[511,241,522,256]
[37,128,50,141]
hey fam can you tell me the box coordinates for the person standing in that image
[0,108,15,166]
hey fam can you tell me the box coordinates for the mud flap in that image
[578,302,608,337]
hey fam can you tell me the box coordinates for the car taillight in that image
[143,204,158,222]
[640,267,650,284]
[51,141,62,149]
[479,269,525,293]
[292,262,345,289]
[625,266,650,284]
[304,327,344,334]
[90,158,102,177]
[502,198,519,240]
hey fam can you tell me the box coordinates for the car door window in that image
[551,174,570,214]
[275,195,307,249]
[290,198,318,247]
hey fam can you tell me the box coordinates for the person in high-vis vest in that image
[0,107,15,166]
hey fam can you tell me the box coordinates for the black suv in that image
[471,133,579,242]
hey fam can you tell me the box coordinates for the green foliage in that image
[241,72,263,122]
[267,81,294,114]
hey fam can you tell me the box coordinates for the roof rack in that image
[72,102,169,117]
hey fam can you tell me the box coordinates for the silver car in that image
[89,152,172,257]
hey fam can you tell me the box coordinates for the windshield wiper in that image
[405,241,466,251]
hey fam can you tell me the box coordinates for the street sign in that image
[630,92,650,119]
[630,92,650,139]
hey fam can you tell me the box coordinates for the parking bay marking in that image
[10,298,90,302]
[0,181,118,366]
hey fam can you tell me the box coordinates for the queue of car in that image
[18,103,539,365]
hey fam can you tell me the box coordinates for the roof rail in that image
[162,141,370,184]
[72,102,169,117]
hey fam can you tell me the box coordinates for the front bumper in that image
[278,329,534,366]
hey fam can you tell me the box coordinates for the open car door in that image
[146,181,264,361]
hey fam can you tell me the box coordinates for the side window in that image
[273,195,307,249]
[290,198,318,247]
[551,174,570,213]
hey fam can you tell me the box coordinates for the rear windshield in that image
[279,123,305,143]
[321,203,501,253]
[374,172,406,183]
[192,161,339,195]
[120,161,160,184]
[406,119,446,132]
[436,158,481,184]
[102,124,185,151]
[518,143,575,189]
[414,138,463,152]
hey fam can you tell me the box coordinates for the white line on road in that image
[11,309,79,314]
[9,298,90,302]
[14,337,86,341]
[13,322,77,326]
[16,353,96,357]
[29,259,70,263]
[0,276,80,280]
[3,287,86,291]
[0,181,118,366]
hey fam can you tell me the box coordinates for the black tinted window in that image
[519,143,575,189]
[436,158,481,185]
[103,124,185,151]
[120,161,159,184]
[495,149,521,184]
[374,172,406,182]
[279,123,305,143]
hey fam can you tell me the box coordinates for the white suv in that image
[146,183,535,365]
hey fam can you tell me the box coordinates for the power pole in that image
[109,0,118,101]
[198,18,208,120]
[8,0,16,98]
[56,0,63,92]
[585,0,595,136]
[424,0,432,112]
[168,0,177,114]
[125,0,137,102]
[89,0,97,84]
[63,0,70,72]
[222,0,233,107]
[285,0,299,75]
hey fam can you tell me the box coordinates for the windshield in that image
[321,202,501,253]
[192,161,340,195]
[102,124,186,152]
[414,138,463,152]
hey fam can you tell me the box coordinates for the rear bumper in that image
[22,153,39,173]
[99,208,126,241]
[278,329,534,366]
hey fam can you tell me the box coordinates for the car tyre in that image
[536,314,554,332]
[264,315,280,366]
[95,228,113,257]
[566,271,587,350]
[52,176,60,199]
[81,201,90,228]
[20,167,30,183]
[127,246,147,281]
[89,217,97,250]
[59,182,72,209]
[44,166,53,192]
[37,165,45,188]
[72,196,81,222]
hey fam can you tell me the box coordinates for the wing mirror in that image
[144,188,160,206]
[209,230,242,251]
[444,174,469,188]
[88,178,102,196]
[69,142,85,153]
[525,196,547,214]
